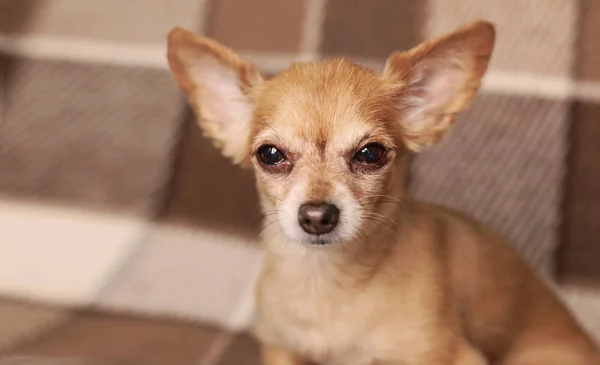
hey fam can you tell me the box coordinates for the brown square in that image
[207,0,305,52]
[409,93,569,278]
[1,54,7,118]
[0,299,69,354]
[161,112,262,238]
[578,0,600,81]
[10,311,221,365]
[217,333,261,365]
[0,58,185,215]
[321,0,423,58]
[0,357,124,365]
[0,0,41,34]
[559,102,600,283]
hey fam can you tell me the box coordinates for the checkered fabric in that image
[1,0,599,364]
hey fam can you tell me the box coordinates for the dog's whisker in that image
[363,216,399,235]
[262,211,281,218]
[357,194,403,203]
[359,200,405,207]
[359,208,398,221]
[349,225,369,247]
[258,218,281,238]
[364,210,401,229]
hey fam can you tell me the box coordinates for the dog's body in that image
[256,200,597,365]
[167,21,599,365]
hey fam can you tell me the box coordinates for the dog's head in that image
[167,22,495,246]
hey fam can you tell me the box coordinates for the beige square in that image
[0,0,207,43]
[409,94,569,278]
[424,0,577,77]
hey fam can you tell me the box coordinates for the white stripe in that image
[196,331,235,365]
[482,71,575,99]
[0,199,144,306]
[195,0,212,36]
[561,286,600,342]
[299,0,327,56]
[0,34,306,71]
[226,251,263,331]
[574,81,600,102]
[0,34,169,69]
[482,72,600,102]
[2,34,600,102]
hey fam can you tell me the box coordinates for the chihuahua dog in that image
[167,21,599,365]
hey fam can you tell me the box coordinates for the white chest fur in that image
[254,252,380,365]
[252,241,439,365]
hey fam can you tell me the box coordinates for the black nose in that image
[298,202,340,235]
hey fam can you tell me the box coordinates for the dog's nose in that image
[298,202,340,235]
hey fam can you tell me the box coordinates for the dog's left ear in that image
[384,21,495,152]
[167,28,264,165]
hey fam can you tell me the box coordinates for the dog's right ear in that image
[167,28,264,165]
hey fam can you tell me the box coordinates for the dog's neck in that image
[261,227,397,289]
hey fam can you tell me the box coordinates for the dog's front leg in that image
[370,339,487,365]
[373,343,487,365]
[261,344,310,365]
[452,341,488,365]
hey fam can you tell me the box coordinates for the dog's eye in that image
[257,145,286,165]
[353,143,386,164]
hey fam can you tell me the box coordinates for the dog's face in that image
[167,22,495,246]
[248,61,402,245]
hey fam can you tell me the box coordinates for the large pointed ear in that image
[167,28,264,165]
[383,21,495,152]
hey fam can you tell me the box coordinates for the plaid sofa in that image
[0,0,599,364]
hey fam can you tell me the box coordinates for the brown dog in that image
[167,21,599,365]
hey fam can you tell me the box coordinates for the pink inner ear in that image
[184,55,255,163]
[189,56,253,133]
[404,59,467,123]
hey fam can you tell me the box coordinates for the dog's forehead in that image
[253,59,392,150]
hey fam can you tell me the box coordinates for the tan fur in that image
[167,21,600,365]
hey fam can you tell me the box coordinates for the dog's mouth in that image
[309,236,333,246]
